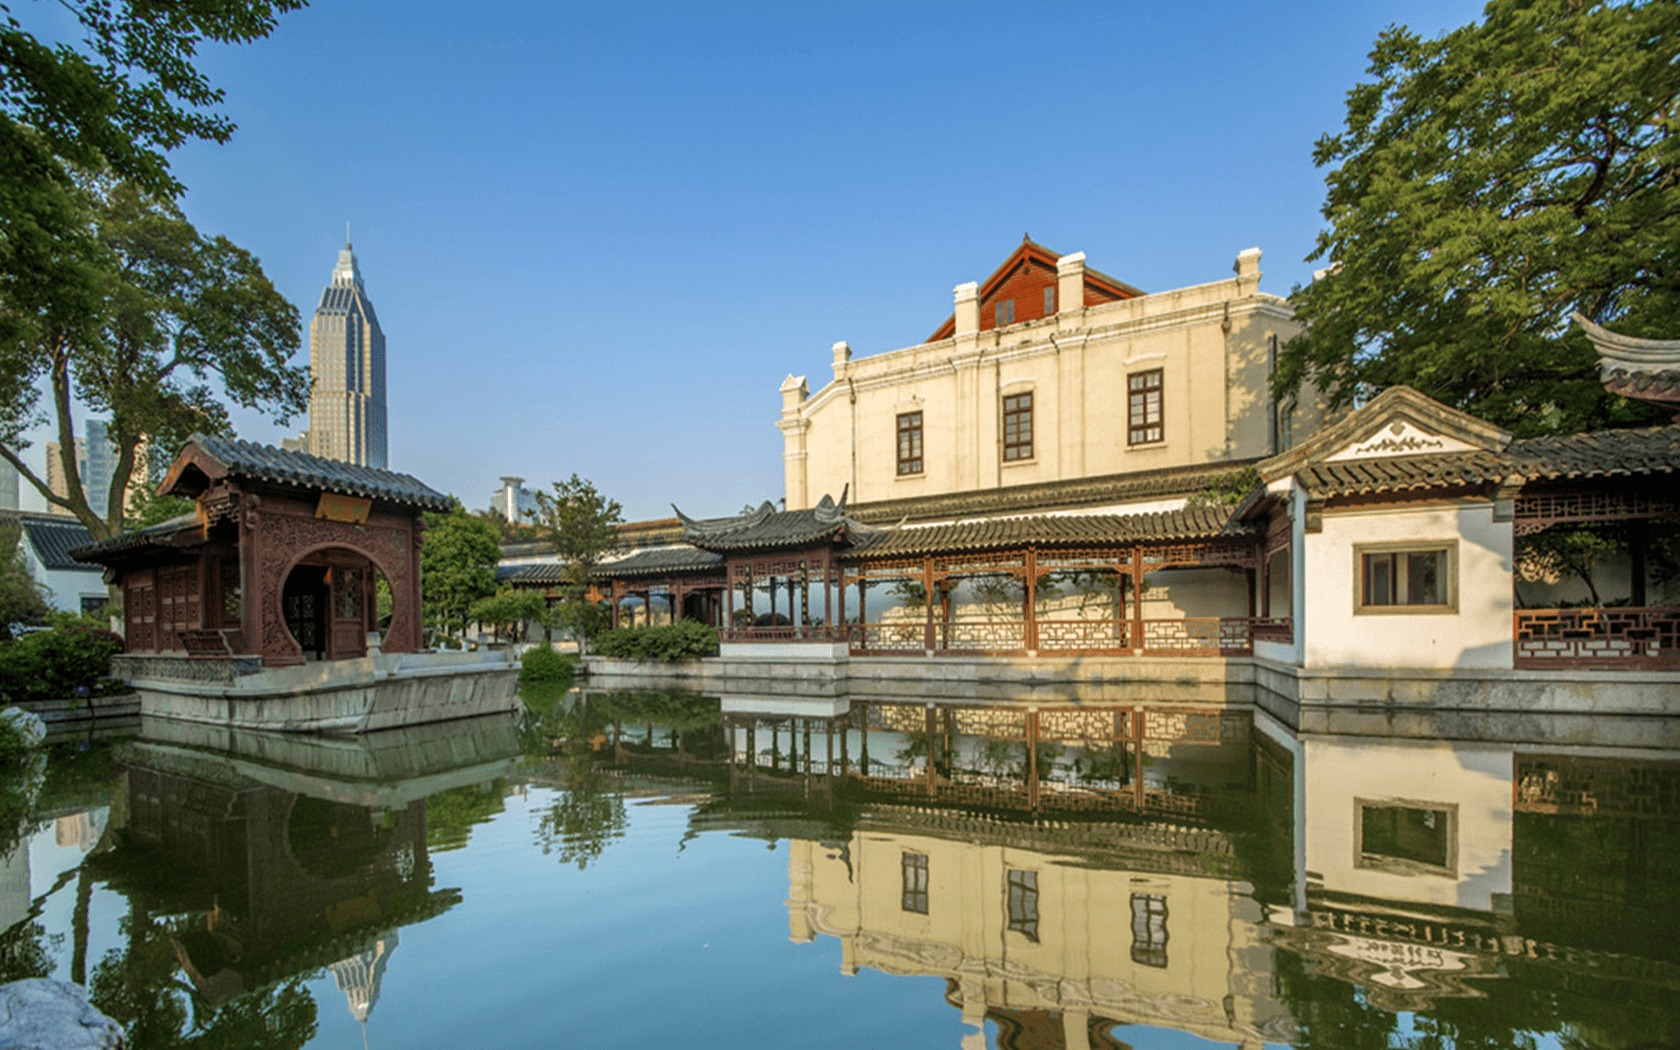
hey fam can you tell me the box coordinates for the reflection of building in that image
[302,239,389,468]
[54,809,106,851]
[329,933,399,1027]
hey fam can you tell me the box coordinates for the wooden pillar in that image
[925,703,938,796]
[611,584,620,629]
[1131,547,1145,655]
[859,701,870,772]
[824,557,834,635]
[1024,549,1038,654]
[1027,708,1040,812]
[745,722,756,768]
[1246,567,1257,618]
[1632,524,1648,607]
[1132,710,1146,808]
[800,559,811,631]
[839,716,849,774]
[923,557,936,653]
[825,719,834,777]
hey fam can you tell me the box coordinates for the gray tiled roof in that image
[188,433,450,510]
[69,513,203,561]
[10,514,102,571]
[1294,426,1680,498]
[497,563,568,585]
[676,494,868,553]
[591,546,725,580]
[845,506,1252,559]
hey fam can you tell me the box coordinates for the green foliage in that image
[528,474,623,649]
[421,504,502,641]
[1186,466,1263,511]
[519,646,577,684]
[425,780,508,853]
[0,622,124,702]
[591,620,719,662]
[589,690,721,733]
[1279,0,1680,434]
[0,519,50,636]
[468,587,549,642]
[125,482,196,529]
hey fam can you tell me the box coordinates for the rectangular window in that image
[1006,869,1038,941]
[994,298,1015,326]
[896,412,924,476]
[1357,800,1457,875]
[1130,894,1169,967]
[1128,370,1163,445]
[1043,286,1056,314]
[1356,544,1455,613]
[1002,392,1033,462]
[901,851,929,914]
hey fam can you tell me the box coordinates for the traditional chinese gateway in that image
[75,434,519,732]
[502,242,1680,744]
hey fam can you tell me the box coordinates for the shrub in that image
[591,620,719,662]
[520,646,577,684]
[0,624,125,703]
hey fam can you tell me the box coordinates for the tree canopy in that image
[1278,0,1680,435]
[529,475,623,644]
[420,505,502,642]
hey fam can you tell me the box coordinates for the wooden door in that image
[328,566,368,660]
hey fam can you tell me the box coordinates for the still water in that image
[3,685,1677,1049]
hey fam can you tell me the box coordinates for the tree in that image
[1277,0,1680,435]
[0,181,307,538]
[529,475,623,648]
[0,518,50,636]
[420,505,501,643]
[467,588,549,645]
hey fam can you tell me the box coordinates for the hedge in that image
[0,624,125,704]
[591,621,719,662]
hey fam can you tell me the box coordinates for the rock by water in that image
[0,979,124,1049]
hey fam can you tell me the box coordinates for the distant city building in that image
[303,237,388,468]
[492,476,538,522]
[45,419,146,517]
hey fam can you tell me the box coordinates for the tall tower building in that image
[307,238,388,468]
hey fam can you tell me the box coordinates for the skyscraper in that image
[45,420,145,516]
[306,238,388,468]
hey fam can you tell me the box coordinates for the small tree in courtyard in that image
[529,475,622,652]
[420,504,501,644]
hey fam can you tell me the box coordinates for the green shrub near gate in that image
[0,623,125,703]
[592,621,719,662]
[520,646,578,684]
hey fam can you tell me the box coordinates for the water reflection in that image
[2,687,1677,1048]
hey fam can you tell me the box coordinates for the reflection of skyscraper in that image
[329,932,399,1027]
[306,238,388,467]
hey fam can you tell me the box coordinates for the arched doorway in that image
[281,549,387,661]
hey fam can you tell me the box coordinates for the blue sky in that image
[26,0,1488,520]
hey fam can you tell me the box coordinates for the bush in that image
[520,646,577,684]
[591,620,719,662]
[0,624,125,703]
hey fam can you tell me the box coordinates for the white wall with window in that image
[1302,502,1514,670]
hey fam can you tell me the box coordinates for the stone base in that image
[121,650,521,734]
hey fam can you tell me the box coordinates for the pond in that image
[2,685,1677,1049]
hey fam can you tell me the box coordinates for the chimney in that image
[1056,252,1086,315]
[831,340,852,378]
[953,281,980,336]
[779,374,809,413]
[1234,247,1262,294]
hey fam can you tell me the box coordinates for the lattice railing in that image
[1036,618,1131,653]
[940,620,1026,653]
[1139,618,1254,655]
[1513,607,1680,670]
[847,622,925,653]
[1250,618,1294,643]
[720,624,845,643]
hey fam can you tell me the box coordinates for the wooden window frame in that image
[1129,893,1169,968]
[1006,868,1038,941]
[901,851,929,914]
[1002,392,1034,463]
[896,411,924,477]
[1128,369,1164,446]
[1043,286,1055,315]
[994,298,1015,326]
[1353,540,1458,615]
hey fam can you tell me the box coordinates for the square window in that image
[1128,370,1163,445]
[1003,393,1033,462]
[896,412,924,476]
[1130,894,1168,968]
[1006,869,1038,941]
[1356,799,1457,875]
[901,851,928,914]
[1355,544,1455,613]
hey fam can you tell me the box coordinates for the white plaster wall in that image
[1303,502,1514,670]
[1304,737,1513,913]
[1140,567,1249,619]
[22,546,107,613]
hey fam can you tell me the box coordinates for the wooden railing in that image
[720,624,846,643]
[1514,607,1680,670]
[846,617,1286,658]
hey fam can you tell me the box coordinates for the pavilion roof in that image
[590,545,724,580]
[496,562,567,586]
[168,433,451,511]
[70,511,204,562]
[845,506,1253,559]
[675,492,870,553]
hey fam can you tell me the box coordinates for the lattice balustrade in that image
[1514,489,1678,532]
[1038,708,1131,744]
[848,622,925,653]
[721,624,844,643]
[1139,618,1254,655]
[1251,618,1293,643]
[941,620,1027,652]
[1513,607,1680,670]
[1035,618,1132,653]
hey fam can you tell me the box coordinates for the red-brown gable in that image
[927,238,1140,342]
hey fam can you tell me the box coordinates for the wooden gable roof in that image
[927,237,1141,342]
